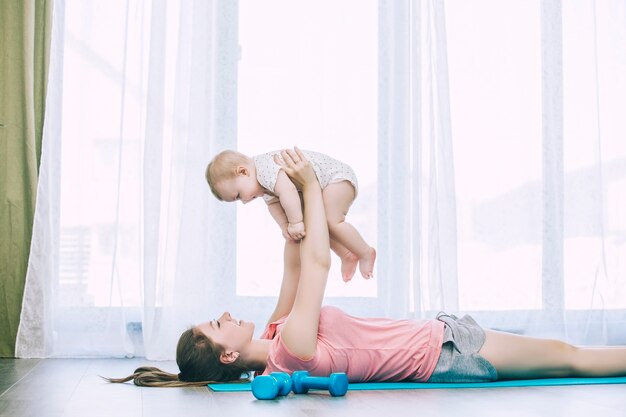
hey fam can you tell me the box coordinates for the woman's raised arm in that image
[266,240,300,325]
[272,148,331,360]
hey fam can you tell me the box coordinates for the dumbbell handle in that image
[300,376,332,389]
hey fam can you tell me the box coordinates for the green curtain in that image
[0,0,52,357]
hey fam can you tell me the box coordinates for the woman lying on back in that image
[109,148,626,387]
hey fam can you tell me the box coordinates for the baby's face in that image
[215,174,264,204]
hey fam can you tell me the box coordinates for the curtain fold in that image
[0,0,52,357]
[378,0,459,318]
[378,0,412,318]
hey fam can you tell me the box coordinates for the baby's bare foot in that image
[340,252,359,282]
[358,247,376,279]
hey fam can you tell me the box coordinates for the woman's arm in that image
[273,148,331,360]
[266,240,300,325]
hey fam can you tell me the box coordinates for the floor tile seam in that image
[61,359,94,415]
[0,359,43,400]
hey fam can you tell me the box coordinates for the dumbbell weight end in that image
[251,372,292,400]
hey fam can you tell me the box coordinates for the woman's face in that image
[196,312,255,353]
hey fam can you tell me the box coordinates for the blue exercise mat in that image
[208,376,626,392]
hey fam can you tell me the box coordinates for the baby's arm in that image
[274,170,306,240]
[267,200,293,242]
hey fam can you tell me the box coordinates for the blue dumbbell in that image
[251,372,292,400]
[291,371,349,397]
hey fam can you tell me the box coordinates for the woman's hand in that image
[273,147,318,191]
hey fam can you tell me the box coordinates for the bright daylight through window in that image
[236,0,378,297]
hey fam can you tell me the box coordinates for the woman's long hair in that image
[106,328,251,387]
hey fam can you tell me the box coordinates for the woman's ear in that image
[219,350,240,365]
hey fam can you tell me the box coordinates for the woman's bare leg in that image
[323,181,376,280]
[479,329,626,380]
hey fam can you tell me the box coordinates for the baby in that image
[205,148,376,281]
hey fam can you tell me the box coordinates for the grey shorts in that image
[427,313,498,383]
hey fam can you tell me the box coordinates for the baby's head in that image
[205,150,264,203]
[205,150,249,200]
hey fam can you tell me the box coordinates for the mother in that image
[110,148,626,387]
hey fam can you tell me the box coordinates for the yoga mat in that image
[208,376,626,392]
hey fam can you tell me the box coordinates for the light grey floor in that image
[1,358,626,417]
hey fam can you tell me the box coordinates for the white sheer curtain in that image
[379,0,626,344]
[17,0,238,359]
[17,0,626,360]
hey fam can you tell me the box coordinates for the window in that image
[446,0,626,312]
[236,0,378,298]
[445,0,543,310]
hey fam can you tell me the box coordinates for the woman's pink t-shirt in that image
[260,306,445,382]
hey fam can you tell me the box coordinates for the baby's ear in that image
[236,166,249,176]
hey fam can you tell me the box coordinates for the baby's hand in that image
[287,222,306,241]
[280,225,296,242]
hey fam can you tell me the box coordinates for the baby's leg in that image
[479,329,626,380]
[323,181,376,279]
[330,238,358,282]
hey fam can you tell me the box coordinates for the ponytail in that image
[105,366,207,387]
[106,328,252,387]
